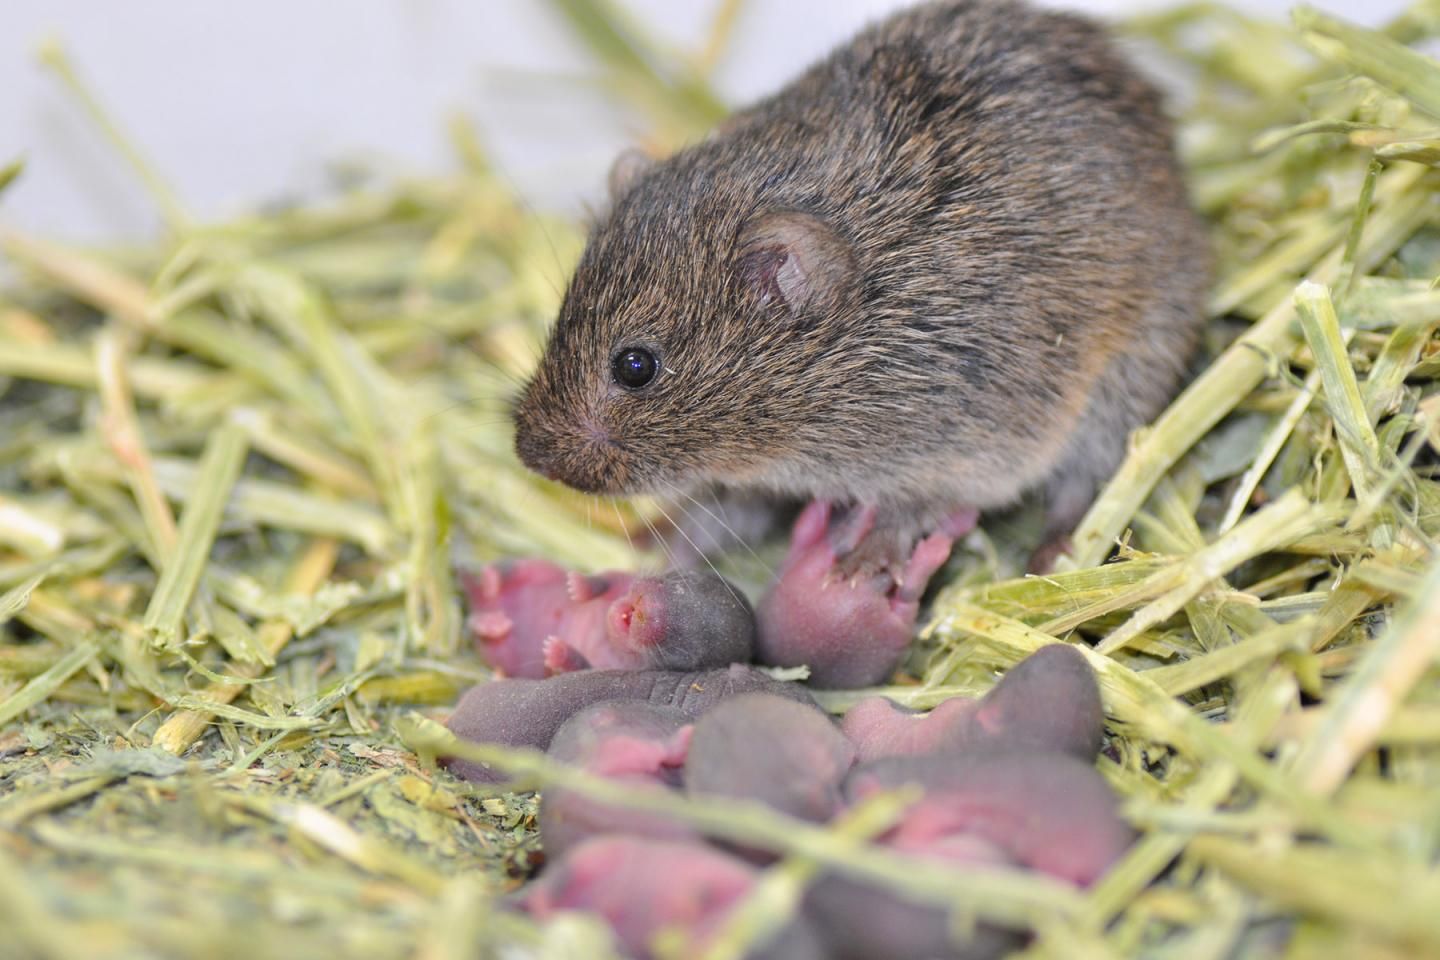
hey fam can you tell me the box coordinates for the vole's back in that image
[714,0,1205,508]
[517,0,1209,552]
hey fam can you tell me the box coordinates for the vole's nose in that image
[514,421,627,496]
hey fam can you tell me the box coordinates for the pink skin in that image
[845,749,1135,887]
[540,702,697,857]
[520,837,753,958]
[518,837,825,960]
[463,563,755,679]
[841,644,1104,763]
[840,697,981,764]
[756,501,975,688]
[462,561,635,678]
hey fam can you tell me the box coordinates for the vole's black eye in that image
[612,347,659,390]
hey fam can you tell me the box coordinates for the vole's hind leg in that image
[1031,376,1133,573]
[1031,301,1197,573]
[662,488,796,567]
[1031,474,1097,574]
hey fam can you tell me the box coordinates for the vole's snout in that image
[514,408,634,496]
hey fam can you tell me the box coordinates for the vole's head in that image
[513,148,861,497]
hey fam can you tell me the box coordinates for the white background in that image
[0,0,1406,242]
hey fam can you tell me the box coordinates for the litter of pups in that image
[445,587,1129,960]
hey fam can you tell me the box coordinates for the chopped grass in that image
[1,2,1439,958]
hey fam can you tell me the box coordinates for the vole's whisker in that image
[431,403,518,431]
[610,497,636,556]
[636,510,677,577]
[491,371,534,404]
[650,498,744,609]
[490,165,567,299]
[666,482,775,579]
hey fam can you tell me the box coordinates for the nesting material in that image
[2,3,1440,958]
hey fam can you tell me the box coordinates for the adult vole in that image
[513,0,1209,571]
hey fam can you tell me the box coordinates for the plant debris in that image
[2,1,1439,958]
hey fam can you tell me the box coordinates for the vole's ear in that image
[736,210,857,321]
[607,148,655,203]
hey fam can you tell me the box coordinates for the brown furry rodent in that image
[513,0,1209,569]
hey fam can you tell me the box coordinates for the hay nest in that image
[1,3,1438,958]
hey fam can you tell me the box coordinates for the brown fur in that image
[513,0,1210,557]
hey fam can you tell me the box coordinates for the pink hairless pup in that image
[756,501,976,688]
[463,562,754,679]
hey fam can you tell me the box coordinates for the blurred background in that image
[0,0,1409,243]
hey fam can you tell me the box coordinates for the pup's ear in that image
[607,147,655,203]
[736,210,858,320]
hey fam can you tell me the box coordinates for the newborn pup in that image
[840,696,980,764]
[685,693,855,830]
[846,749,1135,886]
[463,562,754,678]
[613,568,757,672]
[804,743,1133,959]
[517,836,826,960]
[755,500,962,688]
[804,835,1024,960]
[960,644,1103,760]
[539,702,696,857]
[443,664,816,783]
[841,644,1104,762]
[512,0,1208,574]
[461,561,630,678]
